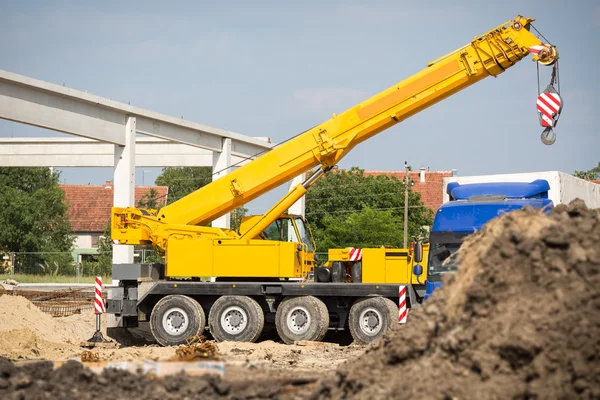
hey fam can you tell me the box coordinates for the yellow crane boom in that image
[113,16,557,261]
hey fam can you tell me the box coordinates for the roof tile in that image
[61,184,168,232]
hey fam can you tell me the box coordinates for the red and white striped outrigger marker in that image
[347,248,362,261]
[398,285,408,324]
[84,276,113,347]
[95,276,106,314]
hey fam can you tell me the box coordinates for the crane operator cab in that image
[239,214,317,277]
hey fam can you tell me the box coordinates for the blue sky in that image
[0,0,598,212]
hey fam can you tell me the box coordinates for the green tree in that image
[316,207,405,250]
[155,167,212,204]
[574,162,600,180]
[230,206,248,233]
[0,167,75,274]
[137,187,164,208]
[96,221,114,276]
[305,167,432,252]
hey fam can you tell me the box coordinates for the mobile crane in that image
[108,16,559,346]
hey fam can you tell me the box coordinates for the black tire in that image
[351,261,362,283]
[348,296,397,344]
[150,295,205,347]
[208,296,264,343]
[316,266,332,283]
[385,297,399,324]
[331,262,344,283]
[275,296,329,344]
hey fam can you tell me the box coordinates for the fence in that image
[1,250,326,284]
[0,248,162,284]
[0,287,97,316]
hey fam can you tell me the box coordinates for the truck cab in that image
[425,179,554,299]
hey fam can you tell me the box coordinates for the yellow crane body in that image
[166,238,304,278]
[112,16,557,280]
[325,243,430,284]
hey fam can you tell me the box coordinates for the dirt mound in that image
[0,356,320,400]
[0,295,93,344]
[0,295,100,359]
[313,200,600,399]
[0,295,178,361]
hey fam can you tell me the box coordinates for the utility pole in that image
[403,161,409,248]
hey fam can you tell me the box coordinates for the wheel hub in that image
[171,315,184,329]
[366,315,378,329]
[229,313,242,327]
[221,306,248,335]
[162,307,189,335]
[295,313,307,326]
[287,306,311,334]
[359,309,382,336]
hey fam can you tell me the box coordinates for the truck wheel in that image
[275,296,329,344]
[150,295,205,347]
[208,296,264,343]
[348,296,396,344]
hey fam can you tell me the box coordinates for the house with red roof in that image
[61,181,168,250]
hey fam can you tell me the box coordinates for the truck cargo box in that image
[442,171,600,208]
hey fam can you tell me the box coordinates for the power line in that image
[305,205,430,216]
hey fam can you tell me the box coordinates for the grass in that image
[0,273,112,284]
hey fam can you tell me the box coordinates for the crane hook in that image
[536,85,562,146]
[540,127,556,145]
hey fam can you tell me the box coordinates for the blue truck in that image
[422,179,554,299]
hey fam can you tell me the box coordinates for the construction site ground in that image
[1,201,599,399]
[0,293,361,374]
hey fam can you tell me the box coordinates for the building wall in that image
[74,234,92,249]
[73,232,100,249]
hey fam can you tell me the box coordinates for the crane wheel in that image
[150,295,205,347]
[275,296,329,345]
[348,296,397,344]
[208,296,264,343]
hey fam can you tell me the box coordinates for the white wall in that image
[74,234,92,249]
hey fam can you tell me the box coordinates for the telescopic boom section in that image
[138,16,557,228]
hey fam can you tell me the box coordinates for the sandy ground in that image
[0,294,363,380]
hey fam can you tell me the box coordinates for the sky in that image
[0,0,598,213]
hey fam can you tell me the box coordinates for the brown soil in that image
[0,294,361,399]
[1,200,598,399]
[0,356,322,400]
[314,200,600,399]
[0,295,95,344]
[0,293,361,370]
